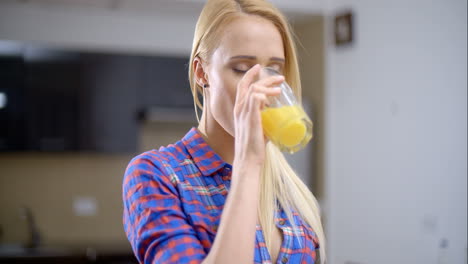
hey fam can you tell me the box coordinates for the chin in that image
[221,122,235,138]
[218,120,235,138]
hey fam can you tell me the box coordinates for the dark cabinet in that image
[0,49,191,153]
[0,56,27,151]
[0,55,80,152]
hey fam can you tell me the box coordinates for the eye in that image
[232,68,247,74]
[231,62,252,74]
[268,64,283,73]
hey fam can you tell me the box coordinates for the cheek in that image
[208,70,239,133]
[210,74,237,112]
[222,76,238,104]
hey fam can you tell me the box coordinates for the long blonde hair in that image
[188,0,326,262]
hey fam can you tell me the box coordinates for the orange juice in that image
[261,105,313,153]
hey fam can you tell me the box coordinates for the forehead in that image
[213,15,285,61]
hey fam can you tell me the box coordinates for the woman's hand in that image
[233,64,284,167]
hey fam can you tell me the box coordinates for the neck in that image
[197,112,235,165]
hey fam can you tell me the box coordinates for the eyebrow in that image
[229,55,285,62]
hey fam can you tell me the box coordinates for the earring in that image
[203,84,210,89]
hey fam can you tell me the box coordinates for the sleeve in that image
[122,155,207,264]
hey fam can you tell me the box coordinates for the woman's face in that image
[204,15,285,137]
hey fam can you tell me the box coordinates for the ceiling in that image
[1,0,322,20]
[0,0,323,56]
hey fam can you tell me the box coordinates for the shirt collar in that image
[182,127,231,176]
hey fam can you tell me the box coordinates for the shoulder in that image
[124,140,189,185]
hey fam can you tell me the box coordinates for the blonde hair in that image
[188,0,326,262]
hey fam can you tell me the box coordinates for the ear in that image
[193,57,209,87]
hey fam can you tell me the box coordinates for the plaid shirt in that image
[123,127,319,264]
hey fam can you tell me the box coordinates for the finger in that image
[255,75,285,88]
[235,65,261,108]
[251,85,281,96]
[248,92,270,112]
[237,64,261,96]
[243,85,280,114]
[239,84,273,113]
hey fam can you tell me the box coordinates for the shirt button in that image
[279,220,286,225]
[281,256,288,263]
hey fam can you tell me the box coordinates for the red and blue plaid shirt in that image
[123,127,319,264]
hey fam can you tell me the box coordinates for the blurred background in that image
[0,0,466,263]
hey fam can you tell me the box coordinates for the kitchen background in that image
[0,0,466,264]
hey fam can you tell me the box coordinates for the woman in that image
[123,0,326,263]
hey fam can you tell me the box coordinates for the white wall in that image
[0,1,324,56]
[324,0,467,263]
[0,2,199,56]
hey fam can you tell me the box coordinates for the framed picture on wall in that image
[335,11,354,46]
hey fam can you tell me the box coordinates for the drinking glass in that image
[260,67,313,154]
